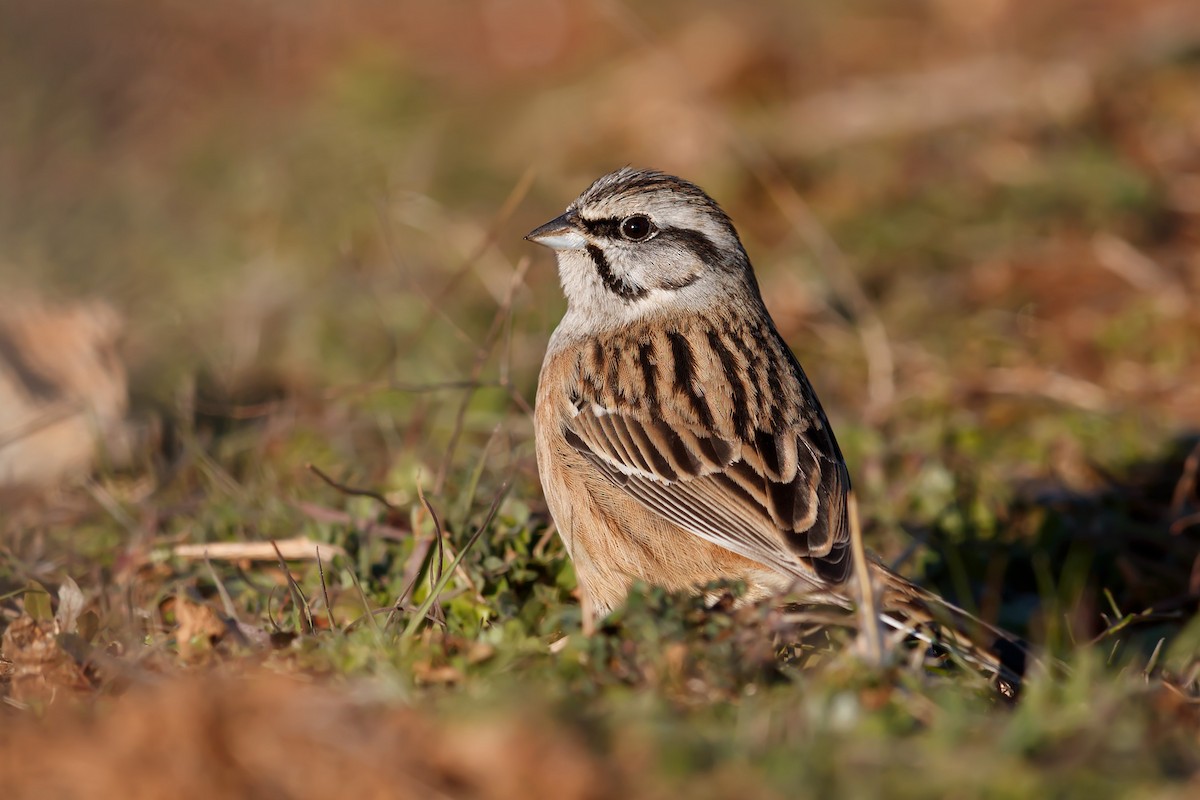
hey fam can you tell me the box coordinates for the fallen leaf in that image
[55,576,86,634]
[169,596,231,661]
[0,615,93,706]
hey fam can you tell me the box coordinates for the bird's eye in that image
[619,214,654,241]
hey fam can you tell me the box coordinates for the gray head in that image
[526,168,762,332]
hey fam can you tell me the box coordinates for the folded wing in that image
[564,399,851,588]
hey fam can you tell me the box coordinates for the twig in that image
[889,525,929,572]
[174,537,344,561]
[307,463,398,510]
[500,377,535,418]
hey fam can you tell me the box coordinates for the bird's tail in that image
[869,561,1034,695]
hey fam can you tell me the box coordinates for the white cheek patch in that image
[609,288,684,321]
[634,290,676,312]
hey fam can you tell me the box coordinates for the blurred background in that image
[4,0,1200,466]
[2,0,1199,606]
[4,6,1199,386]
[3,0,1200,794]
[3,0,1200,610]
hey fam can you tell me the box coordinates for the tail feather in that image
[871,562,1034,695]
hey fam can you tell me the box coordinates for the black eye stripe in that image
[577,215,658,241]
[578,217,720,257]
[578,216,622,238]
[654,228,728,269]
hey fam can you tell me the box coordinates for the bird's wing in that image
[563,399,851,586]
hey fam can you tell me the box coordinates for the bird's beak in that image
[525,212,587,251]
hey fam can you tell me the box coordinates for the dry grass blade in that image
[743,158,897,420]
[424,165,537,311]
[416,480,447,619]
[384,535,437,631]
[271,540,314,635]
[85,479,142,538]
[400,481,510,640]
[203,554,240,621]
[848,491,884,665]
[379,167,536,357]
[456,423,504,527]
[316,547,337,630]
[346,567,385,641]
[434,256,532,492]
[984,367,1111,412]
[1144,637,1167,679]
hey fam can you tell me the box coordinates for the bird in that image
[527,167,1028,686]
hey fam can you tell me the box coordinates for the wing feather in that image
[564,402,851,587]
